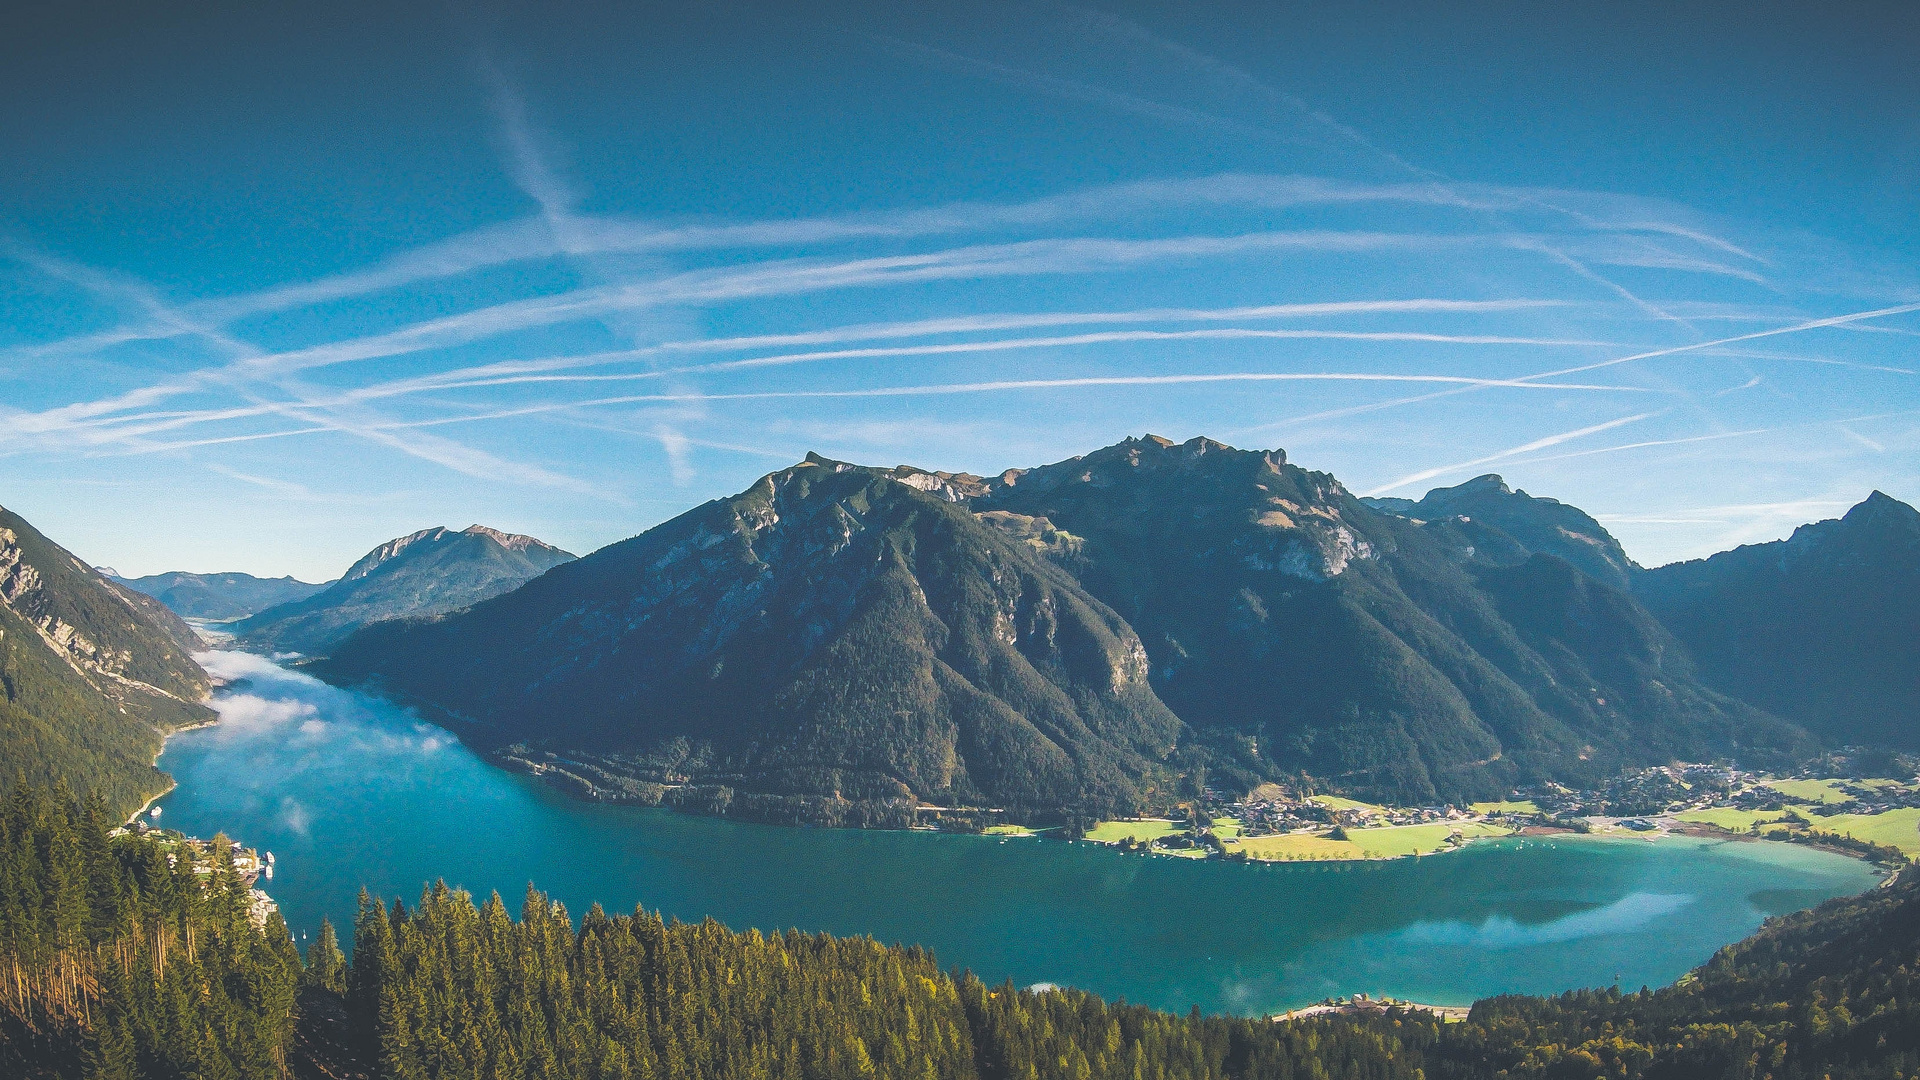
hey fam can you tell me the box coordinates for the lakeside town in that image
[112,810,283,930]
[1038,758,1920,868]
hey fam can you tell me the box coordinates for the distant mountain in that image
[235,525,574,656]
[1363,473,1639,589]
[116,570,329,621]
[1636,492,1920,749]
[0,504,213,816]
[977,436,1797,803]
[322,456,1184,823]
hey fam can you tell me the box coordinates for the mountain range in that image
[10,434,1908,827]
[114,570,330,621]
[315,435,1910,822]
[0,504,213,816]
[233,525,574,656]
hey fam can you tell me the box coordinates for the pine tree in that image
[305,916,347,995]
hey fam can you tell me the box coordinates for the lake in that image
[154,651,1880,1017]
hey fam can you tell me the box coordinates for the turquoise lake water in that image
[153,651,1880,1017]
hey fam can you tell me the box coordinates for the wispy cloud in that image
[1361,412,1660,496]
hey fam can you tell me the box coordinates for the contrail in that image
[1360,413,1660,496]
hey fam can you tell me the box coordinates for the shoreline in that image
[126,712,222,825]
[200,650,1911,875]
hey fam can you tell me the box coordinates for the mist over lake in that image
[159,651,1879,1017]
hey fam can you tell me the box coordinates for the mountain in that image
[0,504,214,816]
[1363,472,1639,589]
[320,439,1802,816]
[1636,491,1920,749]
[116,570,329,621]
[976,436,1801,802]
[234,525,575,656]
[322,456,1184,823]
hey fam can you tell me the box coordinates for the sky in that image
[2,0,1916,580]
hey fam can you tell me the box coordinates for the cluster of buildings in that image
[112,817,282,929]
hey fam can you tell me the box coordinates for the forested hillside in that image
[0,506,213,818]
[7,782,1918,1079]
[0,786,301,1080]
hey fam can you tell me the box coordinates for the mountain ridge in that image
[1635,489,1920,748]
[116,569,329,621]
[235,524,575,656]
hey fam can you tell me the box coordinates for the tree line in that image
[5,782,1918,1079]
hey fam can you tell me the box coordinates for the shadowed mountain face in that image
[321,438,1815,815]
[1636,492,1920,749]
[0,505,213,816]
[235,525,574,656]
[978,437,1801,802]
[1364,473,1639,589]
[323,457,1183,820]
[116,570,329,621]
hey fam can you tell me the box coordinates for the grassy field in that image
[1806,808,1920,855]
[1470,800,1540,815]
[1230,822,1512,861]
[1310,795,1387,819]
[1764,779,1856,805]
[1350,822,1512,856]
[1211,816,1243,838]
[1674,807,1789,832]
[1084,819,1183,843]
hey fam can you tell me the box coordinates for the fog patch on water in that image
[183,650,453,790]
[1397,892,1696,949]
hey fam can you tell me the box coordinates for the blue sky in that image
[3,0,1916,580]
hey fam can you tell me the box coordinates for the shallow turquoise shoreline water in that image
[155,651,1879,1016]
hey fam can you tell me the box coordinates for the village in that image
[1076,759,1920,866]
[113,809,283,930]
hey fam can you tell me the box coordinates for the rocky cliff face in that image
[0,505,215,816]
[0,511,211,720]
[323,456,1184,821]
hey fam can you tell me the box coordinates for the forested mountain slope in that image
[323,456,1184,823]
[235,524,573,656]
[0,505,213,817]
[979,437,1800,803]
[117,569,329,621]
[1636,491,1920,749]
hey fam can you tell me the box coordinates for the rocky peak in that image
[461,524,555,552]
[1844,490,1920,531]
[341,527,450,581]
